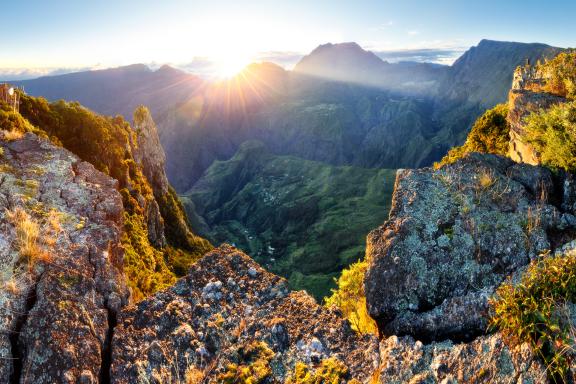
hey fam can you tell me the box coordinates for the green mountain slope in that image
[182,141,397,299]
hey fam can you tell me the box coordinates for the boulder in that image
[365,153,573,341]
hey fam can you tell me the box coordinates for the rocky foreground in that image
[0,132,129,383]
[2,130,570,383]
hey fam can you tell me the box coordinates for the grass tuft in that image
[489,248,576,382]
[3,129,24,141]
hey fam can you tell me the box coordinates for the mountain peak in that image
[155,64,185,76]
[293,41,385,85]
[301,41,382,65]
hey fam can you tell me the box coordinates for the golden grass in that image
[478,169,495,189]
[3,277,19,295]
[6,207,53,272]
[3,129,24,142]
[184,367,205,384]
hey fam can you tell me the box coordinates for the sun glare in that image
[213,54,253,78]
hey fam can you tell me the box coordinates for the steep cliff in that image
[6,94,211,301]
[132,106,212,257]
[508,56,573,165]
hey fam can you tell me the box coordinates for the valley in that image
[7,39,564,298]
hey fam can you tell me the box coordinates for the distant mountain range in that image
[11,64,203,119]
[7,39,563,192]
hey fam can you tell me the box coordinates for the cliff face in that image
[0,132,129,383]
[508,65,568,165]
[132,106,212,255]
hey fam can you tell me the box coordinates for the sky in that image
[1,0,575,79]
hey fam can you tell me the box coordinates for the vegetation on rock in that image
[285,358,353,384]
[489,247,576,382]
[436,103,510,167]
[539,51,576,99]
[324,260,377,335]
[525,100,576,172]
[2,94,209,300]
[218,341,274,384]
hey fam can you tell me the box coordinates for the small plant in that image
[324,260,378,335]
[184,366,205,384]
[218,341,274,384]
[3,129,24,141]
[285,357,351,384]
[478,169,495,190]
[6,207,49,271]
[489,250,576,382]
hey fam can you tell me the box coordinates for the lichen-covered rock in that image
[110,245,380,383]
[0,132,129,383]
[365,153,574,341]
[374,333,547,383]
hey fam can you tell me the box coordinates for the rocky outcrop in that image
[110,245,380,383]
[133,106,170,197]
[365,153,576,342]
[508,65,568,164]
[0,132,129,383]
[375,333,547,383]
[109,243,551,383]
[132,106,211,254]
[132,106,168,248]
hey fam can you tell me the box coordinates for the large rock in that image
[365,153,575,341]
[132,106,212,254]
[0,133,129,383]
[110,245,380,383]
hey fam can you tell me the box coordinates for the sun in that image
[213,54,253,78]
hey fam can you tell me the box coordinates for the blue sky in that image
[1,0,575,78]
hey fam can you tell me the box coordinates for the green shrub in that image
[324,260,378,335]
[489,250,576,382]
[157,186,212,265]
[525,101,576,172]
[122,212,176,302]
[540,51,576,99]
[0,102,45,138]
[436,104,510,168]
